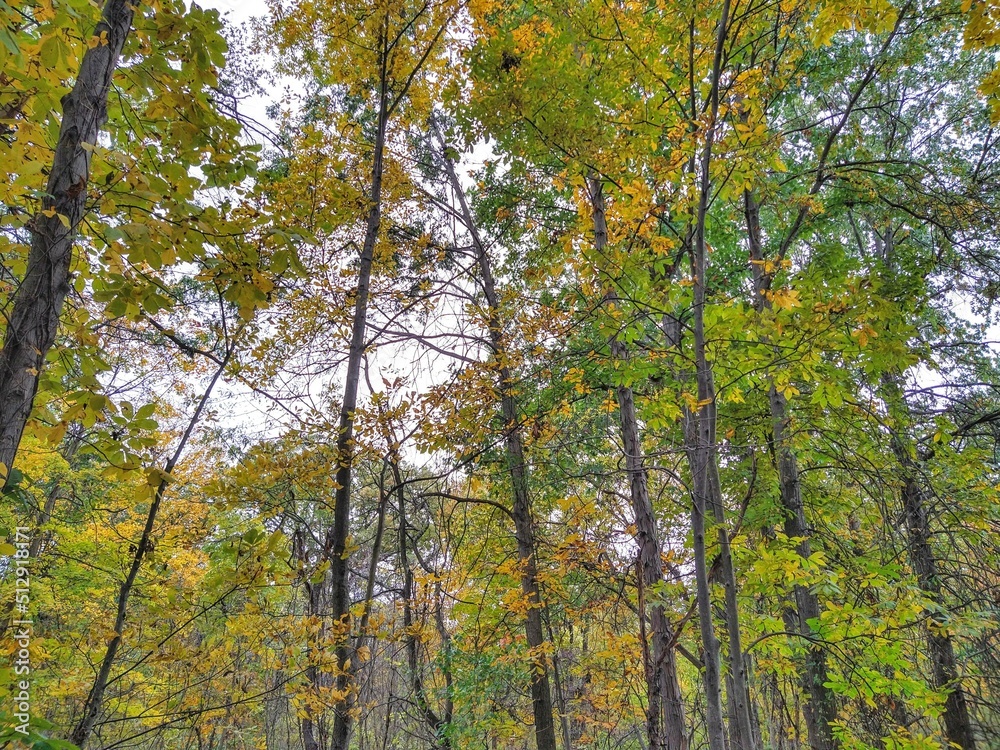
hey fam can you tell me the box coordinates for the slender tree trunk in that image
[707,458,755,750]
[744,189,838,750]
[327,31,390,750]
[436,130,559,750]
[683,393,729,750]
[356,471,388,645]
[901,476,976,750]
[728,21,911,745]
[684,4,754,748]
[27,475,62,561]
[728,24,913,743]
[325,473,389,750]
[70,350,231,748]
[684,302,753,750]
[770,386,838,750]
[882,377,977,750]
[588,176,688,750]
[0,0,135,487]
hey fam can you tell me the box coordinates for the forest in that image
[2,0,1000,748]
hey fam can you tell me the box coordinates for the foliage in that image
[1,0,1000,749]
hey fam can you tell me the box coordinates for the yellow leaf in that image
[767,288,801,310]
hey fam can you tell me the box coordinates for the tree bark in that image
[682,390,729,750]
[707,456,754,750]
[745,188,838,750]
[436,129,559,750]
[770,387,838,750]
[684,2,752,748]
[327,39,389,750]
[882,377,978,750]
[0,0,135,487]
[588,176,688,750]
[546,612,575,750]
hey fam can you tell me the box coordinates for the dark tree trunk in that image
[770,386,838,750]
[546,612,575,750]
[882,377,977,750]
[0,0,135,488]
[300,575,325,750]
[682,394,729,750]
[327,32,390,750]
[707,456,755,750]
[901,476,977,750]
[684,3,749,747]
[295,524,328,750]
[745,188,838,750]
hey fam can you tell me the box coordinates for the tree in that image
[0,0,135,487]
[4,0,1000,748]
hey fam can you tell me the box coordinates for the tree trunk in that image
[682,395,729,750]
[745,188,838,750]
[770,387,838,750]
[327,31,390,750]
[546,612,575,750]
[436,130,559,750]
[708,457,755,750]
[683,2,747,746]
[0,0,135,487]
[588,176,688,750]
[882,377,977,750]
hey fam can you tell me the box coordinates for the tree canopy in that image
[2,0,1000,749]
